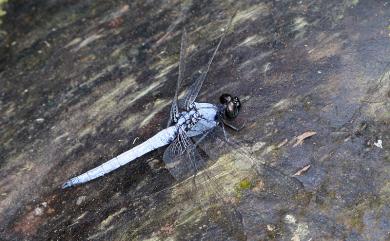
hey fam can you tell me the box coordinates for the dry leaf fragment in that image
[293,131,317,147]
[293,164,311,176]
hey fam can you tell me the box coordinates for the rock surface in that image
[0,0,389,240]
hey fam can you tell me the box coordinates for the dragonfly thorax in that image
[175,104,203,132]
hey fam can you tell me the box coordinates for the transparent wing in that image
[162,127,207,180]
[163,126,246,239]
[195,124,304,196]
[183,13,236,110]
[167,29,188,127]
[163,116,304,201]
[183,37,222,110]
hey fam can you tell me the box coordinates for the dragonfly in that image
[61,15,240,189]
[61,16,303,205]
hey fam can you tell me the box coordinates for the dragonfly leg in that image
[220,122,229,142]
[193,128,215,147]
[222,119,244,132]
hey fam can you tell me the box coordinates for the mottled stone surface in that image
[0,0,389,240]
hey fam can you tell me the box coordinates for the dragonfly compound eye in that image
[225,101,240,119]
[219,93,233,104]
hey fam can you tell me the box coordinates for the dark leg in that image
[222,119,244,132]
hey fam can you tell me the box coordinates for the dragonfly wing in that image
[167,29,188,127]
[163,128,207,180]
[183,13,236,110]
[196,124,304,196]
[183,144,247,239]
[183,40,221,110]
[183,72,207,110]
[163,127,246,239]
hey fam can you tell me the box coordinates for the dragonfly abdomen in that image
[62,126,177,189]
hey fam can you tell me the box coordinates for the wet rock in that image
[0,0,389,240]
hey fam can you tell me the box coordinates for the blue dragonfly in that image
[62,16,302,198]
[61,15,243,188]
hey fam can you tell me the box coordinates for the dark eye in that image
[220,94,232,104]
[225,102,240,119]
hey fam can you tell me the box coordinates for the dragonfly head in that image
[220,93,241,120]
